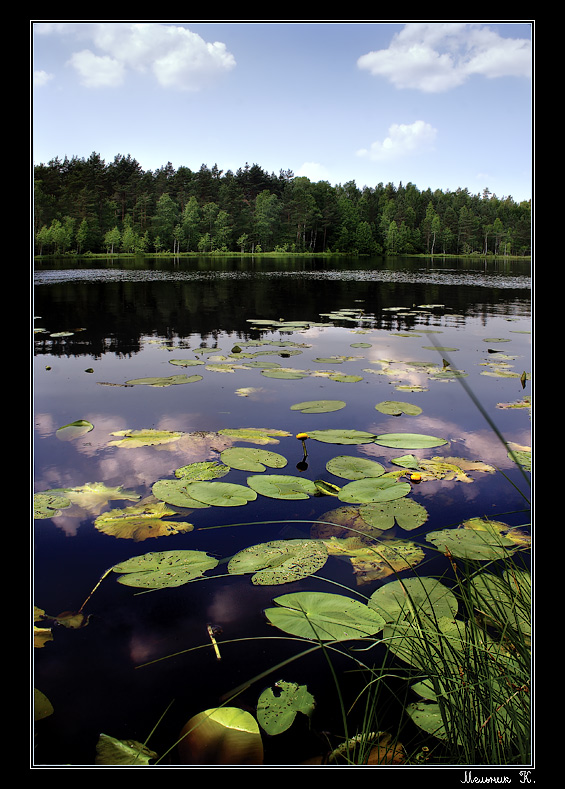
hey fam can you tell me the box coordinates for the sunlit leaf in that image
[34,688,54,721]
[34,492,72,519]
[152,479,210,508]
[221,447,287,472]
[426,527,516,559]
[257,681,315,735]
[56,419,94,441]
[374,433,448,449]
[338,477,411,503]
[95,733,158,765]
[186,481,257,507]
[326,455,385,480]
[324,538,425,585]
[124,374,203,386]
[308,429,377,445]
[368,577,458,624]
[264,591,385,641]
[108,429,184,448]
[375,401,422,416]
[112,549,219,588]
[174,461,231,482]
[178,708,263,765]
[227,539,328,585]
[290,399,346,414]
[94,497,194,541]
[360,499,429,531]
[218,427,291,445]
[246,474,318,500]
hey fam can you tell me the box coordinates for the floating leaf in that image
[257,681,316,735]
[290,399,346,414]
[221,447,287,472]
[108,429,184,448]
[368,577,458,624]
[124,374,203,386]
[174,461,231,482]
[152,479,210,508]
[359,499,429,532]
[264,591,385,641]
[308,429,377,445]
[326,455,385,480]
[260,368,309,379]
[218,427,291,445]
[338,477,411,504]
[168,358,205,367]
[178,708,263,765]
[95,733,157,765]
[324,538,425,585]
[34,689,54,721]
[34,492,72,519]
[112,549,219,588]
[374,433,448,449]
[94,497,194,541]
[375,401,422,416]
[56,419,94,441]
[187,481,257,507]
[246,474,318,500]
[328,373,363,383]
[227,539,328,585]
[426,527,516,560]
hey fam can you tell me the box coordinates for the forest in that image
[33,152,531,258]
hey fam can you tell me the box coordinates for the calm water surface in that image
[33,256,531,767]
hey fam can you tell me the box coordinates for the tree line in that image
[34,152,531,257]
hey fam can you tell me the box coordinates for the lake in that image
[33,255,531,767]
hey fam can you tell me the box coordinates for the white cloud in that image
[65,22,236,91]
[296,161,331,181]
[33,70,54,87]
[357,22,531,93]
[357,120,437,162]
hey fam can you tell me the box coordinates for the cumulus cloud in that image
[357,22,531,93]
[61,22,236,90]
[296,161,331,181]
[357,119,437,162]
[33,70,54,87]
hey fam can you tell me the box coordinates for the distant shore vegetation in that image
[34,153,531,258]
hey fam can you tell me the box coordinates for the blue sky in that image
[32,21,533,202]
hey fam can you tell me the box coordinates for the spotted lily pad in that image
[112,549,219,588]
[227,539,328,585]
[264,591,386,641]
[221,447,287,472]
[174,461,230,481]
[257,681,316,735]
[247,474,318,500]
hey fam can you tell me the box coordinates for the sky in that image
[32,20,533,202]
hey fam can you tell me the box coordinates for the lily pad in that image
[227,539,328,585]
[359,499,429,532]
[108,429,184,448]
[221,447,287,472]
[218,427,291,445]
[290,399,346,414]
[94,498,194,541]
[174,461,230,482]
[264,591,386,641]
[56,419,94,441]
[308,429,377,445]
[426,527,516,559]
[326,455,385,480]
[112,549,218,588]
[124,374,203,386]
[34,492,72,519]
[95,733,157,766]
[375,401,422,416]
[338,477,411,504]
[257,681,316,735]
[368,577,458,624]
[374,433,448,449]
[260,368,309,379]
[152,479,210,509]
[246,474,318,500]
[186,481,257,507]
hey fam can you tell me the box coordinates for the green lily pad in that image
[34,492,72,519]
[124,374,203,386]
[338,477,411,503]
[218,428,291,445]
[186,481,257,507]
[328,373,363,383]
[108,429,184,448]
[368,577,458,624]
[257,681,315,735]
[152,479,210,509]
[308,429,377,445]
[374,433,448,449]
[246,474,318,500]
[359,499,429,531]
[174,461,230,482]
[168,358,205,367]
[426,527,516,559]
[112,549,219,588]
[375,401,422,416]
[326,455,385,480]
[56,419,94,441]
[221,447,287,472]
[260,368,309,379]
[227,539,328,585]
[290,399,346,414]
[264,591,386,641]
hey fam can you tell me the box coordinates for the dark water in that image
[33,255,531,767]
